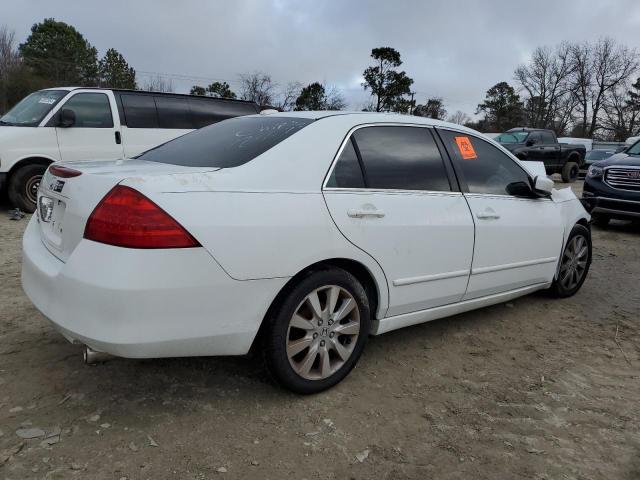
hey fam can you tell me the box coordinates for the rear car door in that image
[323,125,475,317]
[437,129,564,299]
[52,91,124,161]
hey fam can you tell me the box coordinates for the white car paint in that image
[22,112,590,359]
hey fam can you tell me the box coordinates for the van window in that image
[121,94,159,128]
[189,97,257,128]
[137,116,313,167]
[1,90,67,127]
[155,96,193,129]
[60,93,113,128]
[352,126,451,191]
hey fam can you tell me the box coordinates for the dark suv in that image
[583,139,640,226]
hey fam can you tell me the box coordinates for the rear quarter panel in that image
[127,185,391,318]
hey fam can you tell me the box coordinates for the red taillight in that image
[84,185,200,249]
[49,165,82,178]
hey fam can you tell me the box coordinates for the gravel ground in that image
[1,182,639,480]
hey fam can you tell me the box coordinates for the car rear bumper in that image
[21,216,287,358]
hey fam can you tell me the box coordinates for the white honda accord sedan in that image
[22,112,591,393]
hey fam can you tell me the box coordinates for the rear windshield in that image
[137,116,313,167]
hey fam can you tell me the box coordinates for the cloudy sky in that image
[6,0,640,116]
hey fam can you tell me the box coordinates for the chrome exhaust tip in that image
[83,346,112,364]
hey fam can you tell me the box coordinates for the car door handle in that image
[475,209,500,220]
[347,208,385,218]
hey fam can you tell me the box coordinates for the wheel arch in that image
[8,156,55,179]
[250,258,383,352]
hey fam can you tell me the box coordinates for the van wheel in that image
[262,268,370,394]
[561,161,579,183]
[550,224,591,298]
[8,164,47,213]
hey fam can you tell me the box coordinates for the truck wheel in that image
[561,162,579,183]
[8,164,47,213]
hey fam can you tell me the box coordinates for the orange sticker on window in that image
[455,136,477,160]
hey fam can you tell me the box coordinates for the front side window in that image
[61,93,113,128]
[351,126,451,191]
[137,116,313,167]
[439,129,531,196]
[0,90,67,127]
[527,132,542,145]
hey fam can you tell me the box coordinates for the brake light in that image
[84,185,200,249]
[49,165,82,178]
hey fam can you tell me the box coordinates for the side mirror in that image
[533,175,554,197]
[506,181,534,197]
[525,139,535,147]
[58,108,76,128]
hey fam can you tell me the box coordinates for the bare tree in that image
[514,43,576,132]
[324,85,347,110]
[447,110,471,125]
[569,42,592,137]
[601,77,640,140]
[239,72,276,107]
[0,26,23,112]
[141,75,174,93]
[586,38,638,137]
[275,81,302,111]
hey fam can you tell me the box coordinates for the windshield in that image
[628,140,640,155]
[0,90,68,127]
[137,116,314,167]
[496,132,528,144]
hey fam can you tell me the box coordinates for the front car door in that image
[51,90,124,161]
[436,129,564,299]
[323,125,475,317]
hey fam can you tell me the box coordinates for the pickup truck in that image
[495,128,586,182]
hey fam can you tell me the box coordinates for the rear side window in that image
[189,97,258,128]
[137,116,313,167]
[352,126,451,191]
[62,93,113,128]
[540,131,555,144]
[121,94,159,128]
[326,139,365,188]
[155,96,193,129]
[439,129,531,196]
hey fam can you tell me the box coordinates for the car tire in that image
[561,161,579,183]
[262,268,370,394]
[591,214,610,228]
[8,164,47,213]
[550,224,592,298]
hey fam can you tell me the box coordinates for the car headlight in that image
[587,165,603,178]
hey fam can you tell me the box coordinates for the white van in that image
[0,87,260,211]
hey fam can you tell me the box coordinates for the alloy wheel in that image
[286,285,360,380]
[559,234,589,290]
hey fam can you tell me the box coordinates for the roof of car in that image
[257,110,477,132]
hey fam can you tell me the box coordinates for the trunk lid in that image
[36,159,219,262]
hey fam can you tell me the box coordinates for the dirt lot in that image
[1,182,639,480]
